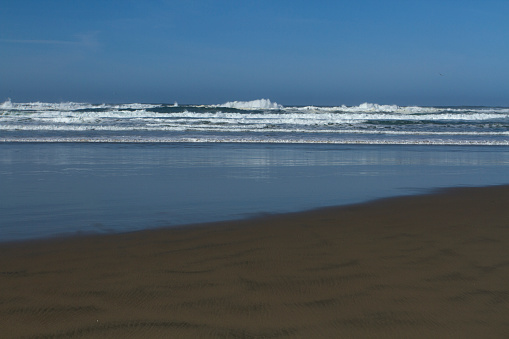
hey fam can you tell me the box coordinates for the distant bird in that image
[439,73,445,76]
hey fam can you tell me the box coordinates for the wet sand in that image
[1,185,509,338]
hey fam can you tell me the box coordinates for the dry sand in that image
[1,185,509,338]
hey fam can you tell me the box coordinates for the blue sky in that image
[1,0,508,106]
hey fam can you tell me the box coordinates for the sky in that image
[1,0,508,106]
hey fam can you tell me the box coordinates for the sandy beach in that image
[1,185,509,338]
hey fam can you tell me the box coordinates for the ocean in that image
[1,99,509,241]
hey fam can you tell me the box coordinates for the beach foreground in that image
[1,185,509,338]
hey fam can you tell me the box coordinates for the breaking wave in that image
[216,99,283,110]
[1,98,508,145]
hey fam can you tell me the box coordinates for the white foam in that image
[217,99,283,110]
[7,101,101,111]
[292,103,446,114]
[2,100,508,146]
[1,98,13,109]
[111,103,160,110]
[290,103,509,115]
[2,136,508,146]
[5,108,504,125]
[2,100,160,111]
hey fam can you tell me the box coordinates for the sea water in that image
[2,98,509,145]
[1,99,509,241]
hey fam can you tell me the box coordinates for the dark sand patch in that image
[1,185,509,338]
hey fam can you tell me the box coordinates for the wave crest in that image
[217,99,283,110]
[1,98,13,109]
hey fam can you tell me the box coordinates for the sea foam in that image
[2,99,508,146]
[217,99,283,110]
[0,98,13,109]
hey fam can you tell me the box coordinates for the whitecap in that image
[217,98,283,110]
[0,98,13,109]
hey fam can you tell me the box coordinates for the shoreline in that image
[1,184,509,337]
[0,183,504,246]
[3,138,509,146]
